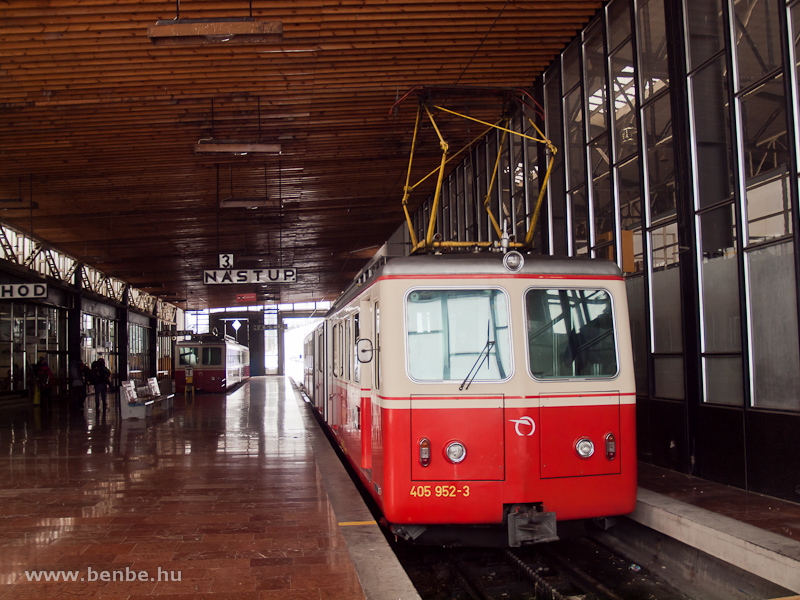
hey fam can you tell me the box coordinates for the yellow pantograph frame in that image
[401,102,558,254]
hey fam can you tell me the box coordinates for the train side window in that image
[525,288,618,379]
[179,346,199,365]
[336,322,344,377]
[333,324,339,377]
[345,317,351,380]
[353,313,360,383]
[374,302,380,390]
[203,347,222,366]
[317,331,323,373]
[406,288,511,382]
[340,321,345,377]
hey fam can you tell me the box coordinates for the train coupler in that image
[507,505,558,547]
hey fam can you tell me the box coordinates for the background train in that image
[304,250,637,547]
[175,333,250,392]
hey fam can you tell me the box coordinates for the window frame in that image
[523,285,621,381]
[403,285,514,384]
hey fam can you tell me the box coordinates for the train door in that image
[314,326,327,418]
[330,319,341,428]
[357,299,374,477]
[202,345,224,390]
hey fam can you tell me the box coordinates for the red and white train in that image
[304,251,637,546]
[175,334,250,392]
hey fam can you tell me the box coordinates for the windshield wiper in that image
[460,322,495,391]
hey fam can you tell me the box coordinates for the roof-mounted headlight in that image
[503,251,525,272]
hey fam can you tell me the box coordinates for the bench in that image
[147,377,175,410]
[119,378,175,419]
[119,380,154,419]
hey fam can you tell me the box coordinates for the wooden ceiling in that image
[0,0,601,310]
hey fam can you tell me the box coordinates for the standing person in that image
[69,359,88,412]
[91,357,110,410]
[36,357,54,406]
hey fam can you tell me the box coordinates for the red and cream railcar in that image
[175,334,250,392]
[305,252,636,546]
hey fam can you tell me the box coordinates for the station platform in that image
[631,462,800,597]
[0,376,420,600]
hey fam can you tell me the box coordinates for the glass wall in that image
[156,320,174,380]
[0,303,66,395]
[539,0,800,416]
[127,321,151,383]
[82,312,119,387]
[687,0,800,411]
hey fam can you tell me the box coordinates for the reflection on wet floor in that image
[0,376,365,599]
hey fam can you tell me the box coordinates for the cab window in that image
[525,288,617,378]
[203,347,222,366]
[179,346,199,366]
[406,288,510,382]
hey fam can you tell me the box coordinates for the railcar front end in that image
[317,253,637,547]
[175,334,250,392]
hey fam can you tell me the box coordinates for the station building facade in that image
[409,0,800,502]
[0,223,178,401]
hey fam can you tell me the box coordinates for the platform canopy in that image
[0,0,601,309]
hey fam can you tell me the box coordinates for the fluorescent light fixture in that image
[0,199,38,209]
[220,197,278,209]
[255,48,317,54]
[238,255,268,261]
[148,18,282,46]
[195,139,281,155]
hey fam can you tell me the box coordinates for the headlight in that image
[575,437,594,459]
[503,251,525,272]
[445,441,467,463]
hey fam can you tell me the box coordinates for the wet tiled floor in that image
[0,377,365,600]
[638,462,800,543]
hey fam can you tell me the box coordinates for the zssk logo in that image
[509,416,536,437]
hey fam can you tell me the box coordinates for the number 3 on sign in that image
[219,254,234,269]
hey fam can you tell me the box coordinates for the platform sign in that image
[203,268,296,284]
[0,283,47,299]
[236,293,257,302]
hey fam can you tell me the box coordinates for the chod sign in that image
[0,283,48,299]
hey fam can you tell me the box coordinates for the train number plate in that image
[409,484,470,498]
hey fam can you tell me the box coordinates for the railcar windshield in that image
[406,288,511,382]
[203,347,222,366]
[525,288,617,378]
[178,346,199,366]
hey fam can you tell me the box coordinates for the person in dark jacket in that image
[90,358,111,410]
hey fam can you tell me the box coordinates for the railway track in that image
[394,531,693,600]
